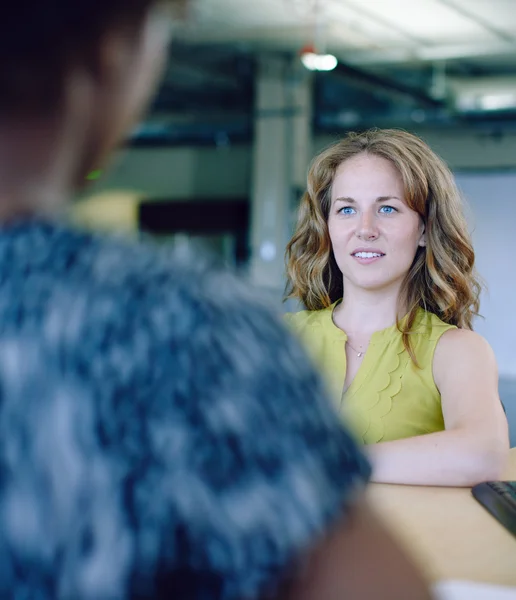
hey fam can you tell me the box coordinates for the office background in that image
[73,0,516,444]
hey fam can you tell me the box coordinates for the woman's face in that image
[327,152,425,295]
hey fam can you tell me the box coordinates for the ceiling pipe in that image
[332,61,443,108]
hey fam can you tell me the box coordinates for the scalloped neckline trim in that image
[321,299,427,345]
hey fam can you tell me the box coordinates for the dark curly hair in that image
[0,0,184,115]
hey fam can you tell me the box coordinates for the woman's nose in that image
[356,210,379,241]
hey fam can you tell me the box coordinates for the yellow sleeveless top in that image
[285,302,456,445]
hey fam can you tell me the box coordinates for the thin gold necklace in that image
[346,339,368,358]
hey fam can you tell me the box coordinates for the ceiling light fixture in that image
[298,0,337,72]
[299,44,338,71]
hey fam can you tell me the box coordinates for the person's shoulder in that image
[51,223,260,325]
[78,227,314,371]
[7,221,285,365]
[415,310,491,358]
[436,327,495,360]
[413,308,457,340]
[284,304,334,335]
[432,327,498,390]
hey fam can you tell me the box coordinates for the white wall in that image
[455,172,516,378]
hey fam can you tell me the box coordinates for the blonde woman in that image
[285,128,509,487]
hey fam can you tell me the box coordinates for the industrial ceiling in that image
[135,0,516,145]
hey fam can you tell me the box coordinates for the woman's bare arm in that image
[365,329,509,486]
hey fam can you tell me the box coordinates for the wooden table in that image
[368,448,516,586]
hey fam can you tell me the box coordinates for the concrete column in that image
[248,55,313,305]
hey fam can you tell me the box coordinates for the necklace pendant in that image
[357,351,363,358]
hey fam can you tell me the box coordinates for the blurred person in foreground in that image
[0,1,431,598]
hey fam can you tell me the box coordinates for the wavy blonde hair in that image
[285,128,482,361]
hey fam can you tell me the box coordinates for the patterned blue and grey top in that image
[0,219,370,599]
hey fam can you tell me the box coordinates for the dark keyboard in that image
[472,481,516,537]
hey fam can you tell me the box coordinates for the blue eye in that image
[339,206,356,215]
[379,205,397,214]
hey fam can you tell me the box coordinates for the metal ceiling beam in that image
[434,0,516,44]
[337,0,432,46]
[332,61,442,107]
[342,41,516,65]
